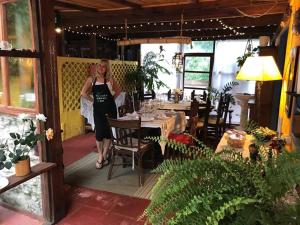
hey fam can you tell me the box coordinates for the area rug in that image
[64,152,160,199]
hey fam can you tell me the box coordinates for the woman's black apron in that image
[92,78,117,141]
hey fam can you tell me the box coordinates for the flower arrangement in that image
[173,88,183,103]
[252,126,277,142]
[173,88,183,95]
[0,113,53,170]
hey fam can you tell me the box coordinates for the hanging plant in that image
[236,47,258,68]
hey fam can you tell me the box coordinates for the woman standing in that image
[81,60,120,169]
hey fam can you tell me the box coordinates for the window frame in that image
[0,0,40,115]
[183,52,215,91]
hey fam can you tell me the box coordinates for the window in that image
[0,0,38,113]
[183,41,215,96]
[183,53,214,90]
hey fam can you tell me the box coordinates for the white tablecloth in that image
[80,92,126,130]
[119,111,186,154]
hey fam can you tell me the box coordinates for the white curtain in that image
[212,39,258,94]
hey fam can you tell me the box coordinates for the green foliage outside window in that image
[185,72,209,81]
[184,41,214,53]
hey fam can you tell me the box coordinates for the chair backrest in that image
[191,90,207,101]
[215,94,224,126]
[124,93,134,113]
[201,98,211,143]
[168,89,184,101]
[222,94,231,123]
[190,99,200,117]
[107,117,142,152]
[142,90,156,101]
[215,93,230,125]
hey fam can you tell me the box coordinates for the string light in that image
[62,18,276,41]
[63,28,119,41]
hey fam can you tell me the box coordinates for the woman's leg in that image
[96,140,104,168]
[102,138,111,161]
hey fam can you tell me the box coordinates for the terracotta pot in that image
[15,157,31,177]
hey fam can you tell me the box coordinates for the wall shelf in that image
[0,162,56,194]
[0,50,40,58]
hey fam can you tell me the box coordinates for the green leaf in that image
[4,162,12,169]
[16,149,23,157]
[0,153,6,161]
[8,152,14,158]
[14,140,20,145]
[9,133,17,139]
[0,162,4,170]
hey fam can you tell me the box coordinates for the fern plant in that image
[143,136,300,225]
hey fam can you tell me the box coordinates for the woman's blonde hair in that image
[97,59,111,79]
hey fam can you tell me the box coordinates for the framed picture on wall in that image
[286,47,300,118]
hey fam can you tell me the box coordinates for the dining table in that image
[119,110,187,155]
[159,100,206,111]
[215,132,254,158]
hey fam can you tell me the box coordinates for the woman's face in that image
[97,63,107,75]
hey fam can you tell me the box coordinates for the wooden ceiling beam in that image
[110,0,141,9]
[72,14,281,34]
[60,3,288,26]
[54,1,99,12]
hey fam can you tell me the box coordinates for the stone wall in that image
[0,114,42,216]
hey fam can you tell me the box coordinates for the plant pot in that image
[15,157,31,177]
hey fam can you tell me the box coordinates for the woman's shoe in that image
[96,160,104,169]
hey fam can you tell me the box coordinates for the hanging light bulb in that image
[55,27,62,33]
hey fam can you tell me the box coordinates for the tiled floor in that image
[0,186,150,225]
[0,205,43,225]
[58,186,150,225]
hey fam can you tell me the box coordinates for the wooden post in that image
[35,0,65,223]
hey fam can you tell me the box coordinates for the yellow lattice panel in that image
[57,57,100,140]
[109,60,138,92]
[57,57,137,140]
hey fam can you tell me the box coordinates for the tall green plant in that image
[208,81,239,105]
[125,51,171,92]
[143,136,300,225]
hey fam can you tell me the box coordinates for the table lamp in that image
[236,56,282,124]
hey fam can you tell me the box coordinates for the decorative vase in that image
[15,157,31,177]
[174,93,180,103]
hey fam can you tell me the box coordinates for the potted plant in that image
[0,113,53,176]
[143,136,300,224]
[125,51,171,95]
[208,81,239,106]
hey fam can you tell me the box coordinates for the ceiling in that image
[55,0,290,41]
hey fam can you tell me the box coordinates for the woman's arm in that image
[81,77,93,102]
[111,77,121,98]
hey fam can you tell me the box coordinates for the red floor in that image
[58,186,149,225]
[0,134,150,225]
[62,132,97,166]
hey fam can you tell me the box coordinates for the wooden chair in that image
[196,98,211,144]
[167,89,183,101]
[204,94,230,139]
[107,117,153,186]
[191,90,207,101]
[141,90,156,101]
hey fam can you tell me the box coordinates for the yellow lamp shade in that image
[236,56,282,81]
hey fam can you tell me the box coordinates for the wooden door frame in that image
[34,0,65,223]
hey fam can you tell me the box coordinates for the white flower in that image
[36,114,47,122]
[18,113,30,120]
